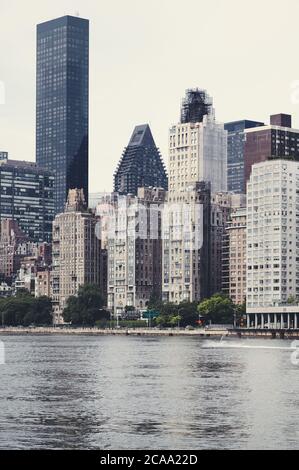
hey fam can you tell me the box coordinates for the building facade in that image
[244,114,299,187]
[162,181,211,303]
[162,89,227,304]
[36,15,89,214]
[35,269,51,298]
[0,219,27,281]
[210,192,236,295]
[225,120,263,193]
[0,158,54,242]
[51,189,101,323]
[106,187,166,315]
[114,124,168,196]
[168,89,227,195]
[246,159,299,328]
[222,205,246,304]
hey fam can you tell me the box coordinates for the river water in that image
[0,334,298,450]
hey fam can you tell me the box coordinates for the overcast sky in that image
[1,0,299,192]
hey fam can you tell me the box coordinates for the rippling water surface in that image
[0,334,298,449]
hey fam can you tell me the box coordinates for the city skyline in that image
[1,0,299,193]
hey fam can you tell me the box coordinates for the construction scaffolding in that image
[180,88,213,124]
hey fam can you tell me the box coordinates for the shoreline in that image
[0,326,299,338]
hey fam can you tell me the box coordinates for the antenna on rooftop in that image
[75,11,80,17]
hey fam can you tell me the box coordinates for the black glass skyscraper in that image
[224,120,263,193]
[114,124,168,195]
[36,15,89,214]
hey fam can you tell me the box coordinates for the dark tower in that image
[180,88,213,124]
[36,15,89,214]
[114,124,168,195]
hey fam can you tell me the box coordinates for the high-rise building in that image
[244,114,299,187]
[246,159,299,329]
[225,120,264,193]
[0,158,54,242]
[105,187,166,315]
[169,89,227,195]
[51,189,101,323]
[114,124,168,196]
[36,15,89,214]
[222,205,247,305]
[162,88,226,304]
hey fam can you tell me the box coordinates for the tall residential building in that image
[114,124,168,196]
[246,159,299,329]
[244,113,299,187]
[222,205,247,304]
[224,120,263,193]
[52,189,101,323]
[168,88,227,195]
[105,187,166,315]
[0,158,54,242]
[36,15,89,214]
[162,89,226,304]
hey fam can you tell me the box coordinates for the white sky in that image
[1,0,299,192]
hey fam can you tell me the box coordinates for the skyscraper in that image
[162,89,227,304]
[224,120,264,193]
[114,124,168,195]
[0,158,54,242]
[36,15,89,214]
[168,89,227,195]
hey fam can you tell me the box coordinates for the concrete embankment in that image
[1,327,298,338]
[0,327,228,337]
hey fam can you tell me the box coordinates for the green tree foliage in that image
[197,293,235,324]
[153,301,199,327]
[63,284,109,326]
[0,291,52,326]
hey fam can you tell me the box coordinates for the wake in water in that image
[202,340,296,351]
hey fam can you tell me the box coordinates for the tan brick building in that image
[51,189,101,324]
